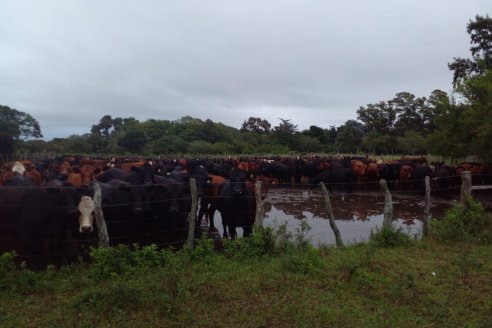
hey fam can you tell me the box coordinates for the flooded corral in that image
[215,186,474,246]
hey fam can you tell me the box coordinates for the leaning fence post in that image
[319,182,343,247]
[460,171,472,204]
[92,182,109,247]
[423,176,431,237]
[254,180,264,228]
[379,179,393,228]
[187,178,198,250]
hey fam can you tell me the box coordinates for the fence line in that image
[1,170,490,266]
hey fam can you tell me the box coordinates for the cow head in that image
[77,196,95,233]
[11,161,26,175]
[229,169,248,196]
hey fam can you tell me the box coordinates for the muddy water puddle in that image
[216,187,459,246]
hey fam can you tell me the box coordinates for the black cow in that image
[217,169,256,239]
[0,180,96,268]
[98,164,156,185]
[433,163,457,198]
[377,162,401,188]
[311,161,353,193]
[413,164,433,194]
[97,179,149,245]
[146,175,191,247]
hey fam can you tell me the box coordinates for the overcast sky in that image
[0,1,490,140]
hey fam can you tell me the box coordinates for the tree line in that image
[1,15,491,162]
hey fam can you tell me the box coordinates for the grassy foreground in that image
[1,207,491,327]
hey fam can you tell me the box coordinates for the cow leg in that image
[228,225,237,240]
[222,221,229,239]
[197,198,208,226]
[208,205,217,231]
[243,226,253,237]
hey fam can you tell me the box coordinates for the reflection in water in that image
[216,187,457,246]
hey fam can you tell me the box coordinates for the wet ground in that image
[213,186,486,246]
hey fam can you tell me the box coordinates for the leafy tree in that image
[362,133,395,155]
[421,89,451,133]
[448,15,492,87]
[390,92,427,135]
[396,130,428,154]
[18,139,48,156]
[294,135,323,153]
[240,117,272,133]
[193,119,222,143]
[146,135,187,154]
[173,116,205,142]
[118,120,148,154]
[0,105,42,159]
[357,101,396,135]
[430,15,492,162]
[89,115,138,153]
[272,118,298,148]
[187,140,215,154]
[336,120,365,153]
[301,125,334,144]
[139,119,172,140]
[60,135,93,154]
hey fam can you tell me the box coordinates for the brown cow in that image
[67,167,84,187]
[365,161,379,189]
[351,159,367,190]
[399,164,415,189]
[198,174,226,230]
[81,164,98,185]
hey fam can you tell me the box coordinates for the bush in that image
[430,198,490,242]
[88,244,174,280]
[369,225,413,248]
[223,227,276,258]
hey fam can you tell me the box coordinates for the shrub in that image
[88,244,174,280]
[369,225,413,248]
[223,227,276,258]
[430,198,489,242]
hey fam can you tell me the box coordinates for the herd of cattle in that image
[0,155,490,268]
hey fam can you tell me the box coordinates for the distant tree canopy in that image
[0,105,42,159]
[9,15,491,162]
[432,14,492,162]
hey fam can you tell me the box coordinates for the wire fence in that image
[1,172,492,266]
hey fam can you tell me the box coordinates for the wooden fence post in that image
[187,178,198,250]
[254,180,264,228]
[460,171,472,204]
[319,182,343,247]
[379,179,393,228]
[423,176,431,237]
[92,182,109,247]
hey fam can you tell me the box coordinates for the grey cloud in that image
[0,0,489,139]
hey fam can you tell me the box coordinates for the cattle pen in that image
[1,167,491,268]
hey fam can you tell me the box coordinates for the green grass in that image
[2,204,492,328]
[1,231,491,328]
